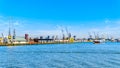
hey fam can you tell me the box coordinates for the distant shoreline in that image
[0,41,74,46]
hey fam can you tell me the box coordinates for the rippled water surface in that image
[0,42,120,68]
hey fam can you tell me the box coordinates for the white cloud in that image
[88,25,120,38]
[13,21,20,26]
[115,20,120,25]
[0,15,120,39]
[0,16,3,19]
[0,16,26,36]
[105,19,111,24]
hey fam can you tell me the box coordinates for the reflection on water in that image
[7,46,15,48]
[0,42,120,68]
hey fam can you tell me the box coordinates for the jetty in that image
[0,39,74,46]
[0,32,75,46]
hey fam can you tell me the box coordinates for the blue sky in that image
[0,0,120,38]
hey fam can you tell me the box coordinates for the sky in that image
[0,0,120,38]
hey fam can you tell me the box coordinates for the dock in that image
[0,38,74,46]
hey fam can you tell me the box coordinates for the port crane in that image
[1,33,4,39]
[65,27,71,39]
[61,28,65,40]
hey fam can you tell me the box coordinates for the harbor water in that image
[0,42,120,68]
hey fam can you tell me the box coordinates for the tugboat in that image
[93,40,100,44]
[93,39,105,44]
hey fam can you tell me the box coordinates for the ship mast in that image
[8,17,12,42]
[88,32,92,39]
[65,27,69,38]
[94,32,97,39]
[13,28,16,39]
[8,20,11,36]
[61,28,65,40]
[65,27,71,39]
[1,33,4,38]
